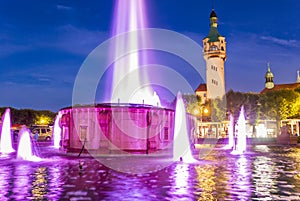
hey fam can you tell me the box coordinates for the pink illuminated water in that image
[0,108,15,153]
[110,0,161,106]
[53,112,62,149]
[173,92,196,163]
[232,106,247,154]
[17,127,41,161]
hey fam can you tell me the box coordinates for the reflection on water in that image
[170,163,192,200]
[0,146,300,200]
[195,165,216,201]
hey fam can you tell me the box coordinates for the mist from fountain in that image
[17,127,41,161]
[0,108,15,154]
[53,112,62,149]
[231,106,247,155]
[173,92,197,163]
[110,0,161,106]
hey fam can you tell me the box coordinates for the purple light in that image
[109,0,161,106]
[53,112,62,149]
[173,91,197,163]
[231,106,247,155]
[0,108,15,153]
[17,127,41,161]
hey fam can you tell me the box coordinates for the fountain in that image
[0,108,15,154]
[110,0,160,106]
[231,106,247,154]
[173,91,197,163]
[53,112,62,149]
[17,127,41,161]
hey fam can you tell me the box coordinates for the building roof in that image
[205,10,223,42]
[210,10,217,18]
[207,27,221,42]
[195,83,207,92]
[261,83,300,93]
[265,64,274,78]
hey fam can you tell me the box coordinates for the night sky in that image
[0,0,299,111]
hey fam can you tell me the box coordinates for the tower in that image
[296,70,300,83]
[203,9,226,99]
[265,62,274,89]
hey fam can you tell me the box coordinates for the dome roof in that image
[210,10,217,18]
[265,64,274,78]
[265,71,274,78]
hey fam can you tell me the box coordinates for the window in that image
[80,126,88,141]
[204,93,206,97]
[211,65,217,71]
[210,45,218,51]
[164,127,169,140]
[41,129,46,134]
[212,79,218,86]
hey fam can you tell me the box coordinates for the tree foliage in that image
[259,89,300,120]
[0,107,56,126]
[225,90,259,124]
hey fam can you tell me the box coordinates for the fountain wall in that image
[58,104,198,155]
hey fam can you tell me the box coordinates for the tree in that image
[259,89,300,120]
[0,107,56,126]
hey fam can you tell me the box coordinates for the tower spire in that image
[265,62,274,89]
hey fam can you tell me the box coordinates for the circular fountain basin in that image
[58,103,181,156]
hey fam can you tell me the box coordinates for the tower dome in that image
[265,63,274,89]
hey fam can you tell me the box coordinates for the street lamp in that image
[200,107,208,122]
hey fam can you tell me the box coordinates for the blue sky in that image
[0,0,299,111]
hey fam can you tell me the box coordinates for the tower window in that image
[211,65,217,71]
[210,45,218,51]
[212,79,218,85]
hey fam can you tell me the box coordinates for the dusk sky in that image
[0,0,300,111]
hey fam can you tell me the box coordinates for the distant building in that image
[261,63,300,93]
[195,83,207,104]
[196,9,226,102]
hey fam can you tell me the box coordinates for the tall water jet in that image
[0,108,15,153]
[53,112,62,149]
[232,106,247,154]
[110,0,161,106]
[173,92,196,163]
[17,127,41,161]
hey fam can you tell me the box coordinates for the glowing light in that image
[110,0,161,106]
[173,91,196,163]
[172,164,190,197]
[232,106,247,155]
[0,108,15,153]
[256,124,267,138]
[17,127,41,162]
[53,112,62,149]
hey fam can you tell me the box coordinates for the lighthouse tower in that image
[203,9,226,99]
